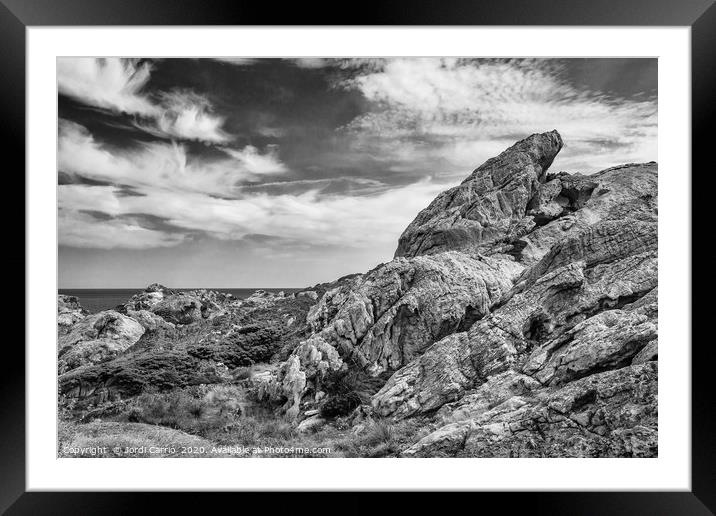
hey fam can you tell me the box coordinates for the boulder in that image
[57,310,145,373]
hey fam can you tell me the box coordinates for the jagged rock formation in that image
[366,135,658,457]
[307,252,521,375]
[263,251,522,417]
[259,130,657,457]
[395,130,563,258]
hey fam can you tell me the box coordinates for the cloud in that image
[58,58,231,144]
[57,57,157,116]
[211,58,258,66]
[291,58,329,69]
[59,205,186,249]
[339,58,657,173]
[58,120,288,197]
[58,179,447,250]
[138,90,230,143]
[220,145,288,176]
[57,121,448,252]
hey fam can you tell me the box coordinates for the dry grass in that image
[57,421,215,457]
[58,415,430,458]
[127,385,244,435]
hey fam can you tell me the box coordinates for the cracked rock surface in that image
[268,130,657,456]
[364,133,658,457]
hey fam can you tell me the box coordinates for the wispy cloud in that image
[58,58,231,144]
[58,119,446,250]
[338,58,657,173]
[211,57,258,66]
[59,203,187,249]
[59,120,287,196]
[58,179,446,250]
[139,90,230,144]
[58,57,157,116]
[220,145,288,176]
[291,58,329,69]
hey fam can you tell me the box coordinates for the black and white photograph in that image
[56,56,658,459]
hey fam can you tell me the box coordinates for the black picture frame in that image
[5,0,713,513]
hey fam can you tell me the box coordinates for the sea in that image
[58,288,302,313]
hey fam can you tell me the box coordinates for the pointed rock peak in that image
[395,131,563,259]
[462,130,563,185]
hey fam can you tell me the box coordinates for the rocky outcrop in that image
[516,162,657,264]
[395,130,563,258]
[265,251,522,418]
[258,337,342,420]
[58,295,88,332]
[402,362,657,457]
[122,284,175,311]
[126,309,176,332]
[257,131,658,448]
[306,252,521,375]
[522,309,657,386]
[58,310,145,373]
[372,154,657,422]
[149,293,204,325]
[122,284,230,323]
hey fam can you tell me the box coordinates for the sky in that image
[57,57,657,288]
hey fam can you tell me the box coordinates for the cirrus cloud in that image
[338,58,657,173]
[58,57,231,143]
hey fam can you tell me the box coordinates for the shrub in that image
[232,366,253,381]
[356,421,394,447]
[129,385,244,436]
[210,416,296,447]
[319,392,361,419]
[187,326,280,368]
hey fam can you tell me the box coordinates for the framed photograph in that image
[7,0,713,512]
